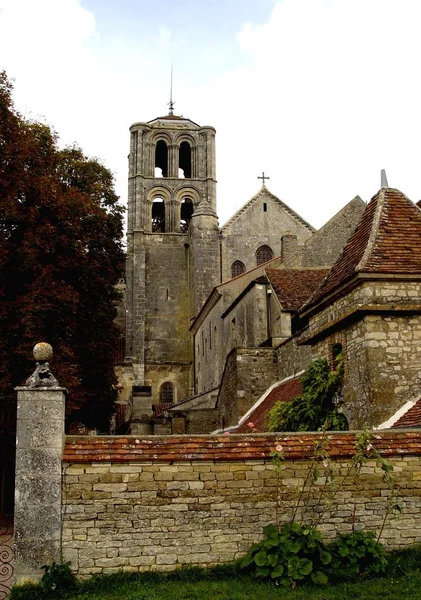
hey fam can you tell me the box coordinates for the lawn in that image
[12,565,421,600]
[64,572,421,600]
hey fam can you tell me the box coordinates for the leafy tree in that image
[0,71,125,430]
[267,352,348,432]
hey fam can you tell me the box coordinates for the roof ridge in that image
[355,188,385,272]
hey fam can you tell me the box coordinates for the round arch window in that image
[160,381,174,403]
[231,260,246,278]
[256,245,273,266]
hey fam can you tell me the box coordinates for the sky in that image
[1,0,421,229]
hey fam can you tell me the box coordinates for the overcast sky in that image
[1,0,421,229]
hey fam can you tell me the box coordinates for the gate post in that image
[14,343,66,584]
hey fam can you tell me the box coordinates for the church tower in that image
[125,109,219,405]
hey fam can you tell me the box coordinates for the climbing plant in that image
[267,353,348,432]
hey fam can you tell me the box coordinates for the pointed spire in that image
[192,192,217,218]
[168,64,174,115]
[381,169,389,188]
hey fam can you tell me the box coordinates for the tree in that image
[0,71,125,431]
[266,353,348,432]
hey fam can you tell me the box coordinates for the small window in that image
[256,245,273,265]
[263,202,267,212]
[330,342,343,370]
[231,260,246,278]
[160,382,174,403]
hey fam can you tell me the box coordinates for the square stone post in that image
[14,343,66,584]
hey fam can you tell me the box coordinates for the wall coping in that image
[63,431,421,463]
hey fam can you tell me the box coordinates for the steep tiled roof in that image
[393,399,421,428]
[63,431,421,463]
[236,376,302,433]
[266,268,330,312]
[304,188,421,311]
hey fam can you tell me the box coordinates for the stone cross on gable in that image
[258,172,270,187]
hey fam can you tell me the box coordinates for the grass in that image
[11,548,421,600]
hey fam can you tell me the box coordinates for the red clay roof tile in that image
[266,269,330,312]
[303,188,421,311]
[63,431,421,463]
[393,398,421,428]
[236,377,302,433]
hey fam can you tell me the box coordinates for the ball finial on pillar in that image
[25,342,58,388]
[33,342,53,363]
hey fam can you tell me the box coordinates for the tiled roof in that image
[304,188,421,311]
[152,403,174,417]
[63,431,421,463]
[236,376,302,433]
[266,268,330,312]
[393,399,421,428]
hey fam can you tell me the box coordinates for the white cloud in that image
[159,26,171,46]
[1,0,421,230]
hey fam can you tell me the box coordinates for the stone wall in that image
[305,280,421,428]
[61,432,421,576]
[217,348,277,429]
[276,336,312,381]
[302,196,366,267]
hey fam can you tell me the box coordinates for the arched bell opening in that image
[180,198,194,232]
[151,197,166,232]
[179,141,192,178]
[155,140,168,177]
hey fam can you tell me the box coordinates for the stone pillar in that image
[14,343,66,584]
[130,385,153,435]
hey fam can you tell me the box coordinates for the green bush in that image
[328,531,388,580]
[240,522,332,586]
[10,562,77,600]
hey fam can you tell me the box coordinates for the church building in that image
[119,108,324,429]
[118,107,421,436]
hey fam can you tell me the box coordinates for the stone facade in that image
[220,188,314,282]
[122,109,363,427]
[217,348,277,429]
[302,279,421,428]
[60,432,421,576]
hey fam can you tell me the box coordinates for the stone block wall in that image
[217,348,277,429]
[306,280,421,428]
[276,336,312,381]
[61,432,421,576]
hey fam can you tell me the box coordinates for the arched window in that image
[180,198,194,232]
[160,382,174,403]
[231,261,246,278]
[256,245,273,266]
[179,141,192,178]
[152,198,165,232]
[155,140,168,177]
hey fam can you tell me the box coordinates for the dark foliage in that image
[267,356,348,432]
[0,71,124,430]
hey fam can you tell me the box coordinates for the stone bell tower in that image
[125,108,219,406]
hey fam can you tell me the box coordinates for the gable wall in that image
[220,192,312,282]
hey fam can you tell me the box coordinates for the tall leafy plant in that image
[267,353,348,432]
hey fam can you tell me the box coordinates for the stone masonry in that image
[61,432,421,576]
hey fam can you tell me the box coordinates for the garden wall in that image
[61,432,421,576]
